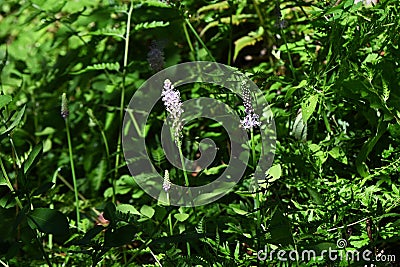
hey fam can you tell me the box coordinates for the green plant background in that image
[0,0,399,266]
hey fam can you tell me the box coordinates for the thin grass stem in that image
[65,118,80,230]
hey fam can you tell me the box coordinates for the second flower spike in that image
[240,81,261,130]
[161,79,184,146]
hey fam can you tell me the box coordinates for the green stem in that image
[48,169,60,250]
[280,28,297,81]
[0,158,23,209]
[250,128,256,168]
[228,11,233,65]
[128,109,142,139]
[183,22,195,55]
[114,3,134,203]
[164,176,173,236]
[9,138,21,168]
[251,129,260,221]
[178,145,189,187]
[87,109,110,161]
[168,212,173,236]
[65,118,80,230]
[252,0,264,26]
[251,128,261,261]
[177,143,193,257]
[34,231,52,267]
[184,18,216,62]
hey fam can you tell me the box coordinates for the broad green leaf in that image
[203,164,227,175]
[27,208,69,235]
[306,186,324,205]
[230,206,248,215]
[285,80,307,100]
[267,164,282,182]
[301,95,318,123]
[140,205,155,218]
[24,142,43,175]
[77,225,104,245]
[328,147,348,164]
[32,182,54,196]
[0,95,12,109]
[104,225,136,247]
[35,127,56,136]
[233,26,264,61]
[291,109,307,141]
[174,213,190,222]
[103,202,117,223]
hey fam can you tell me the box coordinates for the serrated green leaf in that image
[138,0,170,8]
[134,21,169,31]
[117,204,140,215]
[71,62,120,75]
[89,27,125,38]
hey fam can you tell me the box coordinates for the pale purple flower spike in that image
[240,81,261,129]
[163,170,171,192]
[161,79,183,145]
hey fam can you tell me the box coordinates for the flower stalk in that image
[62,93,80,230]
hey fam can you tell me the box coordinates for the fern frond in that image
[134,21,169,31]
[71,62,120,75]
[90,28,125,38]
[151,147,165,165]
[196,216,205,234]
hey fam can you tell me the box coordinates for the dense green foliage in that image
[0,0,399,266]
